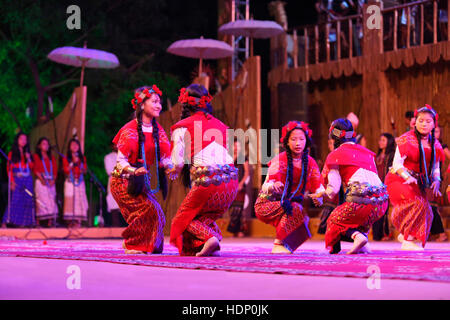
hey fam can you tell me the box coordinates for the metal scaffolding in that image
[231,0,250,80]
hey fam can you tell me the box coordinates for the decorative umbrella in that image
[47,42,120,87]
[218,19,285,56]
[167,36,233,76]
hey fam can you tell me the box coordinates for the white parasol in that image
[167,36,233,76]
[47,42,120,87]
[218,19,285,56]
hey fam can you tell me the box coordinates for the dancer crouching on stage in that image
[169,84,238,256]
[255,121,323,254]
[110,85,175,255]
[310,119,388,254]
[385,105,444,251]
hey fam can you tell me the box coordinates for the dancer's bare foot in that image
[436,233,448,242]
[401,240,424,251]
[124,249,146,254]
[271,239,292,254]
[356,242,371,254]
[196,237,220,257]
[271,244,292,254]
[347,232,368,254]
[397,234,404,243]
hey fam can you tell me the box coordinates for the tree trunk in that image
[27,56,47,124]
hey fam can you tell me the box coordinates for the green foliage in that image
[0,0,218,212]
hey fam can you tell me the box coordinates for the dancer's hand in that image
[403,176,417,185]
[309,191,325,206]
[430,180,442,198]
[270,181,284,194]
[134,167,148,176]
[165,167,178,180]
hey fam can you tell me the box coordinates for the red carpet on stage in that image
[1,239,450,283]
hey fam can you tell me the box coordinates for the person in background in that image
[1,132,35,228]
[63,138,88,228]
[355,133,367,148]
[372,133,396,241]
[317,138,339,235]
[227,138,252,237]
[405,110,416,133]
[104,144,127,227]
[33,137,58,227]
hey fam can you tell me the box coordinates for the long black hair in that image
[414,109,436,191]
[66,138,85,165]
[11,131,30,164]
[35,137,51,160]
[134,86,168,199]
[179,84,213,188]
[280,127,311,215]
[329,118,355,204]
[378,133,396,168]
[329,118,356,149]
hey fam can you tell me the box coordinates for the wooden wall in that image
[301,59,450,203]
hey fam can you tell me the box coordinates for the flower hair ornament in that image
[329,124,356,140]
[131,85,163,110]
[414,104,438,125]
[280,121,312,143]
[178,87,213,110]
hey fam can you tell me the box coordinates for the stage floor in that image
[1,238,449,300]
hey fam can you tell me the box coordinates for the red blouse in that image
[112,119,171,167]
[6,151,34,183]
[33,153,58,179]
[170,111,228,162]
[63,156,87,179]
[267,152,322,197]
[396,130,444,173]
[324,143,378,185]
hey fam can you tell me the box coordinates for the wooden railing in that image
[271,0,449,69]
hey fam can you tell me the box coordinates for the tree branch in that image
[127,53,154,74]
[44,77,79,91]
[0,98,22,131]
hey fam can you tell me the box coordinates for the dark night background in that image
[0,0,317,218]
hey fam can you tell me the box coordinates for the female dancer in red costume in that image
[385,105,444,250]
[255,121,324,253]
[110,85,175,254]
[169,84,238,256]
[310,118,389,254]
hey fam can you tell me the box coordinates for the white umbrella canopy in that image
[218,19,285,56]
[167,36,233,75]
[47,43,120,86]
